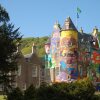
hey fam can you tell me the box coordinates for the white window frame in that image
[22,83,26,90]
[32,65,37,77]
[17,65,21,76]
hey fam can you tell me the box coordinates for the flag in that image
[77,7,81,14]
[77,7,81,18]
[77,13,79,18]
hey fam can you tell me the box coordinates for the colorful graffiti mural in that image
[57,29,78,82]
[91,51,100,64]
[44,17,100,83]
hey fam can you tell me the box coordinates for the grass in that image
[0,95,6,100]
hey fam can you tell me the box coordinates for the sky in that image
[0,0,100,37]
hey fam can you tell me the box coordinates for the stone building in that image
[15,43,45,90]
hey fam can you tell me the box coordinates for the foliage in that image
[35,78,96,100]
[7,78,100,100]
[24,85,36,100]
[0,95,6,100]
[7,87,23,100]
[0,4,9,22]
[21,36,48,57]
[0,4,22,94]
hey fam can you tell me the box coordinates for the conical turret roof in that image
[62,17,77,31]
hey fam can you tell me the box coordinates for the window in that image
[18,65,21,76]
[22,83,26,90]
[96,56,100,60]
[55,67,59,76]
[0,85,3,91]
[25,58,30,62]
[32,65,37,77]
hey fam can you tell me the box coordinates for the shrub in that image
[7,87,23,100]
[35,78,96,100]
[24,85,36,100]
[7,79,97,100]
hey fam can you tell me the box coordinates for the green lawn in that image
[0,95,6,100]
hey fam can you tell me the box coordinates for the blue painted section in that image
[60,61,66,69]
[67,68,75,74]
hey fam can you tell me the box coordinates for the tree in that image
[0,4,9,22]
[0,4,22,94]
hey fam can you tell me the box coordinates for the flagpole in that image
[76,7,81,30]
[76,11,78,29]
[76,0,78,29]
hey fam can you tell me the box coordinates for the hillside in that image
[21,36,48,57]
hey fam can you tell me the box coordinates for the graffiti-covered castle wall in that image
[44,17,100,83]
[56,17,78,82]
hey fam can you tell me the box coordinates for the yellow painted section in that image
[61,30,78,40]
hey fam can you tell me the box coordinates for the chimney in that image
[17,43,21,53]
[32,43,36,54]
[45,43,50,54]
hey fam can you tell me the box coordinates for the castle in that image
[44,17,100,83]
[14,17,100,90]
[1,17,99,91]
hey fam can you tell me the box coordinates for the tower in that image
[50,21,61,82]
[56,17,78,82]
[44,17,79,83]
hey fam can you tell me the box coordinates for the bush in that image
[24,85,36,100]
[35,78,96,100]
[7,87,23,100]
[7,79,97,100]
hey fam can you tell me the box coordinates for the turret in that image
[80,27,83,33]
[62,17,77,31]
[58,17,78,82]
[17,43,21,53]
[92,26,98,37]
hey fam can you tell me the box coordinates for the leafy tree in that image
[0,4,22,94]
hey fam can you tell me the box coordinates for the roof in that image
[62,17,77,31]
[78,32,93,42]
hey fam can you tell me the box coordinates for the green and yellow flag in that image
[77,7,81,18]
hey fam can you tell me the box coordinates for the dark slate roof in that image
[78,32,93,42]
[62,17,77,31]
